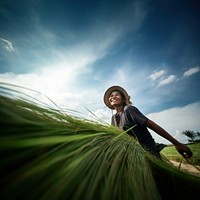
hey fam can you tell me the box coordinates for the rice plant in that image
[0,83,200,200]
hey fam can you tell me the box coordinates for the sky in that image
[0,0,200,144]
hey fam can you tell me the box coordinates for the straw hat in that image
[104,86,132,109]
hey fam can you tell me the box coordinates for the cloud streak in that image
[148,66,200,87]
[0,26,121,111]
[158,74,176,86]
[148,70,166,81]
[0,38,15,52]
[183,66,200,77]
[148,69,177,86]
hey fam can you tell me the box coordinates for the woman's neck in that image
[114,105,123,113]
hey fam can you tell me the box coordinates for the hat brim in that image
[104,86,131,109]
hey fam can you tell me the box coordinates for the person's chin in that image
[111,103,119,107]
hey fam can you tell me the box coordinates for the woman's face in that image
[109,91,124,107]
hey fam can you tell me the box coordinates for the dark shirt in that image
[111,105,155,149]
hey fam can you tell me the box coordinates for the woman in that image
[104,85,193,159]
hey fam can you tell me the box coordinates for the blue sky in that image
[0,0,200,143]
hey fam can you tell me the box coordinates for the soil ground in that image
[170,160,200,176]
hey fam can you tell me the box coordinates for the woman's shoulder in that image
[124,105,138,111]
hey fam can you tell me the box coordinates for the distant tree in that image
[182,130,200,143]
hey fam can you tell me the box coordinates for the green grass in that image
[161,143,200,165]
[0,95,161,200]
[0,83,200,200]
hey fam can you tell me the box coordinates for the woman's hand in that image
[175,143,193,158]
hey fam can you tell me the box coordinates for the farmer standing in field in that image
[104,85,193,159]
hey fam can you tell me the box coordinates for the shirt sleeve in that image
[124,105,148,126]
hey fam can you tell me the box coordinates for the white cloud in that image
[0,71,88,111]
[148,66,199,88]
[0,38,15,52]
[88,108,111,125]
[158,74,176,86]
[148,69,166,81]
[1,10,136,116]
[0,32,121,114]
[148,69,177,86]
[147,102,200,144]
[183,66,200,77]
[0,0,149,106]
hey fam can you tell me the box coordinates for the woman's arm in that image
[144,119,193,158]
